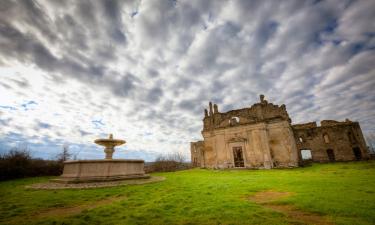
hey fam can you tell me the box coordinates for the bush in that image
[0,148,63,181]
[145,152,192,173]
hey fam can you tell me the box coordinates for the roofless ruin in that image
[191,95,369,169]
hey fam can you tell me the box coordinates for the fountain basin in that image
[94,139,126,146]
[53,159,149,183]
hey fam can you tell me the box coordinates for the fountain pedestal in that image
[54,159,149,183]
[104,147,115,159]
[53,134,149,183]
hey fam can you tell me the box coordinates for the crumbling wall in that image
[201,120,299,169]
[202,95,291,131]
[198,95,298,169]
[190,141,204,167]
[268,121,299,168]
[292,120,369,162]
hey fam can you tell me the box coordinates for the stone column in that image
[260,127,273,169]
[284,122,299,166]
[251,124,273,169]
[104,145,115,159]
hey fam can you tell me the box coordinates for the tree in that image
[365,132,375,153]
[149,152,189,172]
[0,144,31,180]
[57,144,71,162]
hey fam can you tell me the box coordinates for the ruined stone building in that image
[190,95,369,169]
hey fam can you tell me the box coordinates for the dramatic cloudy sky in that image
[0,0,374,160]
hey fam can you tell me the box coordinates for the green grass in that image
[0,161,375,225]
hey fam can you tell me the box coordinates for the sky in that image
[0,0,374,161]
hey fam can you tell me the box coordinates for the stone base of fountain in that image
[52,159,150,183]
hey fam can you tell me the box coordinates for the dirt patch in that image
[34,195,126,219]
[249,190,292,204]
[4,177,165,224]
[267,204,334,225]
[249,191,334,225]
[5,195,126,225]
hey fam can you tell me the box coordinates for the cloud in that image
[0,0,374,160]
[37,122,51,129]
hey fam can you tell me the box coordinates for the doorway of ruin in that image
[352,147,362,160]
[326,149,335,162]
[233,147,245,167]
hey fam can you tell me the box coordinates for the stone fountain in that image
[54,134,149,183]
[95,134,126,159]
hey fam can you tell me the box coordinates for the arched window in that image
[299,136,304,143]
[323,134,330,143]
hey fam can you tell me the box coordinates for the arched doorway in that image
[352,147,362,160]
[326,149,335,162]
[233,147,244,167]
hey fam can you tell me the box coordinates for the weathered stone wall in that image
[203,95,291,132]
[200,120,299,169]
[267,121,299,167]
[196,95,299,169]
[292,120,369,162]
[190,141,204,167]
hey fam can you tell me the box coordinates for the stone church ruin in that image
[191,95,369,169]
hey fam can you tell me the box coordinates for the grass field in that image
[0,161,374,225]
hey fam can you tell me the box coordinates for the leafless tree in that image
[57,143,71,162]
[365,132,375,153]
[148,152,189,172]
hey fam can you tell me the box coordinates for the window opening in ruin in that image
[323,134,330,143]
[233,146,244,167]
[326,149,335,162]
[229,117,240,126]
[352,147,362,160]
[300,149,312,161]
[299,137,304,143]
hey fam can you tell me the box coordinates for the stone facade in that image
[191,95,369,169]
[293,120,369,162]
